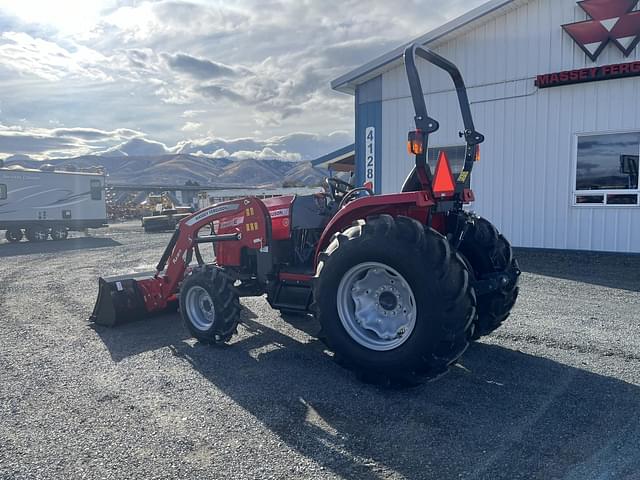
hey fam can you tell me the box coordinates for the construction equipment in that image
[91,44,520,384]
[141,193,193,232]
[140,193,173,217]
[142,206,194,232]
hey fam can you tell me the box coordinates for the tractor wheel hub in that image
[185,285,216,331]
[337,262,417,351]
[378,291,398,311]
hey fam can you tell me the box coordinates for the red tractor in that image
[91,44,520,384]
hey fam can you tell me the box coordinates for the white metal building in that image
[332,0,640,253]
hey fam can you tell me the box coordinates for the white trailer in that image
[0,166,108,242]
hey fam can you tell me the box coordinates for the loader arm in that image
[91,197,271,326]
[153,198,271,300]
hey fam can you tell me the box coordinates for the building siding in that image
[355,77,383,193]
[377,0,640,253]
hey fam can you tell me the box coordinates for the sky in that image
[0,0,484,162]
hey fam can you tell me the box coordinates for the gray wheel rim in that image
[336,261,417,351]
[184,285,216,331]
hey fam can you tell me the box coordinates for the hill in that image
[4,154,329,188]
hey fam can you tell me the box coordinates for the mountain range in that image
[2,154,329,188]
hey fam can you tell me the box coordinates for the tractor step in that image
[268,277,313,312]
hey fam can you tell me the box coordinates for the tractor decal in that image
[269,208,289,219]
[185,203,240,226]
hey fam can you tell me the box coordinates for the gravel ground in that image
[1,221,639,480]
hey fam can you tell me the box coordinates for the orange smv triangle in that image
[432,151,456,197]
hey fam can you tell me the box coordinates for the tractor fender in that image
[314,191,434,266]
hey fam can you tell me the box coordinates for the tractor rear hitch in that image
[473,268,521,296]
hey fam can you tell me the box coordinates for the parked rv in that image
[0,165,108,242]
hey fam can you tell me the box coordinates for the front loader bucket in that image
[90,274,153,327]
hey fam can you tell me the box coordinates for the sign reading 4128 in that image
[365,127,375,191]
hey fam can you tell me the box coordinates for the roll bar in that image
[405,44,484,144]
[403,44,484,198]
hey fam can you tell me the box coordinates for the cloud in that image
[209,148,230,158]
[51,127,142,141]
[101,137,170,156]
[0,123,350,163]
[181,122,202,132]
[181,109,205,118]
[161,52,238,79]
[173,130,352,161]
[123,48,154,70]
[195,83,246,103]
[0,130,81,154]
[321,37,397,68]
[0,31,111,81]
[100,1,248,42]
[229,147,300,161]
[0,124,153,159]
[0,0,486,159]
[172,136,265,155]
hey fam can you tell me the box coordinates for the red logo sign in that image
[563,0,640,61]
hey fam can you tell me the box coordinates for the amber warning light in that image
[407,130,425,155]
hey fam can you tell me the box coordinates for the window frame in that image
[572,130,640,208]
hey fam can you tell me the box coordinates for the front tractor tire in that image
[313,215,476,385]
[454,213,520,339]
[179,266,241,345]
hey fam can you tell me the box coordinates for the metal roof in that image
[311,143,355,169]
[331,0,520,94]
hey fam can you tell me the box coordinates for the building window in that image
[427,145,466,174]
[574,132,639,206]
[90,180,102,200]
[0,184,6,200]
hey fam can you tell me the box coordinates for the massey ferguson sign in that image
[535,60,640,87]
[562,0,640,61]
[536,0,640,88]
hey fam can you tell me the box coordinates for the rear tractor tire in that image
[313,215,476,385]
[5,228,23,243]
[179,266,241,345]
[453,213,520,339]
[25,226,49,242]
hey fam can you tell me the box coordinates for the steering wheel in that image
[338,187,374,209]
[325,177,355,201]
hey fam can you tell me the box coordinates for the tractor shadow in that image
[91,307,260,363]
[516,248,640,292]
[153,310,640,480]
[90,312,190,362]
[0,237,121,258]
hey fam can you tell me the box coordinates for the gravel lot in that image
[1,221,639,480]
